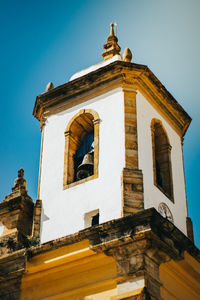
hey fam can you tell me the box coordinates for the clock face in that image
[158,203,174,223]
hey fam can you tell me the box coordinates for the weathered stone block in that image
[122,168,144,216]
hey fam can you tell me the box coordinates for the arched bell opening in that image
[63,109,99,188]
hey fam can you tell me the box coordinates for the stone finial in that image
[102,23,121,60]
[123,48,132,62]
[12,168,27,192]
[46,81,54,92]
[109,22,115,37]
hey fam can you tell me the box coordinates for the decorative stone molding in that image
[33,61,191,137]
[39,114,47,131]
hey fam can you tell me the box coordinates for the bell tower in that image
[34,25,192,243]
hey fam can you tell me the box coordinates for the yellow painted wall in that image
[21,240,118,300]
[160,252,200,300]
[21,239,200,300]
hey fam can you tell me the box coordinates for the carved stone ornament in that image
[123,47,132,62]
[46,81,54,92]
[12,168,27,192]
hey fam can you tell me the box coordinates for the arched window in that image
[151,120,173,200]
[63,109,99,188]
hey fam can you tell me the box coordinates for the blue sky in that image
[0,0,199,247]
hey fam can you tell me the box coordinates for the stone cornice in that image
[0,197,21,216]
[27,208,200,263]
[33,61,191,137]
[0,195,33,217]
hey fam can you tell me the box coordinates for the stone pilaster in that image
[32,199,42,240]
[123,88,138,169]
[122,168,144,216]
[122,87,144,216]
[105,237,163,299]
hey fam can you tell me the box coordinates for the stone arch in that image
[63,109,100,188]
[151,119,173,200]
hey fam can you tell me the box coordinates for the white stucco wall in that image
[136,92,187,234]
[40,88,125,243]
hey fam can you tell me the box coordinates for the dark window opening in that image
[153,122,173,200]
[91,213,99,226]
[156,159,163,187]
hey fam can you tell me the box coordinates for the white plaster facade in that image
[137,91,188,234]
[40,88,125,243]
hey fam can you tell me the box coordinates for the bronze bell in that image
[76,152,94,180]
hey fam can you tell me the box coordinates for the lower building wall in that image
[21,239,200,300]
[160,252,200,300]
[1,209,199,300]
[21,239,147,300]
[21,240,117,300]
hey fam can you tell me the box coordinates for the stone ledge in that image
[26,208,200,263]
[0,208,199,300]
